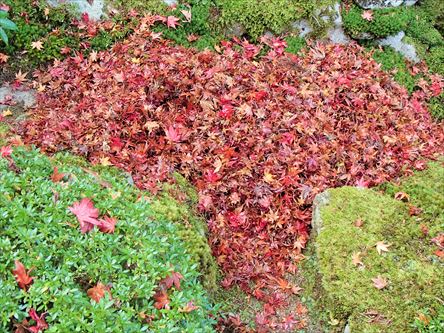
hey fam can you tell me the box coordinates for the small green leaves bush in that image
[0,9,17,45]
[428,93,444,122]
[0,148,217,332]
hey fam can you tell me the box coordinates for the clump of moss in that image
[304,161,444,332]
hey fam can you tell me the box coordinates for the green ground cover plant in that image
[303,161,444,332]
[0,145,218,332]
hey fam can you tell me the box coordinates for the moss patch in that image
[304,161,444,332]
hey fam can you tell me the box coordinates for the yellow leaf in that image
[2,109,12,117]
[263,171,275,184]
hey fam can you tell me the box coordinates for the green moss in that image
[306,161,444,332]
[109,0,168,14]
[215,0,335,40]
[427,93,444,122]
[285,35,307,55]
[343,5,413,39]
[371,47,418,93]
[426,46,444,76]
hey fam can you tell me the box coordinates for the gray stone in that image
[377,31,420,63]
[344,323,351,333]
[354,0,418,9]
[0,86,36,111]
[292,19,313,38]
[47,0,105,21]
[225,22,246,38]
[327,2,351,44]
[163,0,178,5]
[312,191,331,236]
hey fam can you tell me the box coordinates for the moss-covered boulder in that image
[304,161,444,332]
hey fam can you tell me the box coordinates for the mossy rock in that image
[303,161,444,332]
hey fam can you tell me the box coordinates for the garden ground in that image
[0,1,443,332]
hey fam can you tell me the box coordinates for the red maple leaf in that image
[153,289,170,309]
[12,260,34,290]
[0,145,12,158]
[87,282,111,303]
[166,16,180,29]
[50,167,66,183]
[28,309,48,333]
[98,216,117,234]
[68,198,101,233]
[165,126,181,142]
[161,271,183,290]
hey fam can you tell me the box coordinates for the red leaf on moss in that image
[0,145,12,157]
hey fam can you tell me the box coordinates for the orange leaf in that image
[87,282,109,303]
[12,260,34,290]
[153,289,170,309]
[51,167,66,183]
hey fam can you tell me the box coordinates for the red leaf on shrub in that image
[0,145,12,157]
[87,282,109,303]
[12,260,34,290]
[153,289,170,309]
[161,271,183,290]
[28,309,48,332]
[68,198,101,233]
[98,216,117,234]
[179,301,199,313]
[51,167,65,183]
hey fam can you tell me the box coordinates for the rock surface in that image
[0,86,36,112]
[377,31,420,63]
[311,190,331,236]
[47,0,105,20]
[327,2,351,44]
[354,0,417,9]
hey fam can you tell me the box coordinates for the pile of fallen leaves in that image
[20,14,444,329]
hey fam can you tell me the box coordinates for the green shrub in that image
[0,9,17,45]
[406,18,444,47]
[0,147,218,332]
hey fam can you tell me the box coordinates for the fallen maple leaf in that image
[28,308,48,333]
[167,16,180,29]
[394,191,410,202]
[31,41,44,51]
[165,126,181,142]
[354,218,364,227]
[179,301,199,313]
[0,52,8,63]
[68,198,101,233]
[153,289,170,309]
[361,10,373,21]
[352,252,364,267]
[98,216,117,234]
[180,9,192,22]
[375,241,391,255]
[87,282,108,303]
[372,275,388,289]
[161,271,183,290]
[50,167,66,183]
[12,260,34,290]
[0,145,12,157]
[15,70,28,83]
